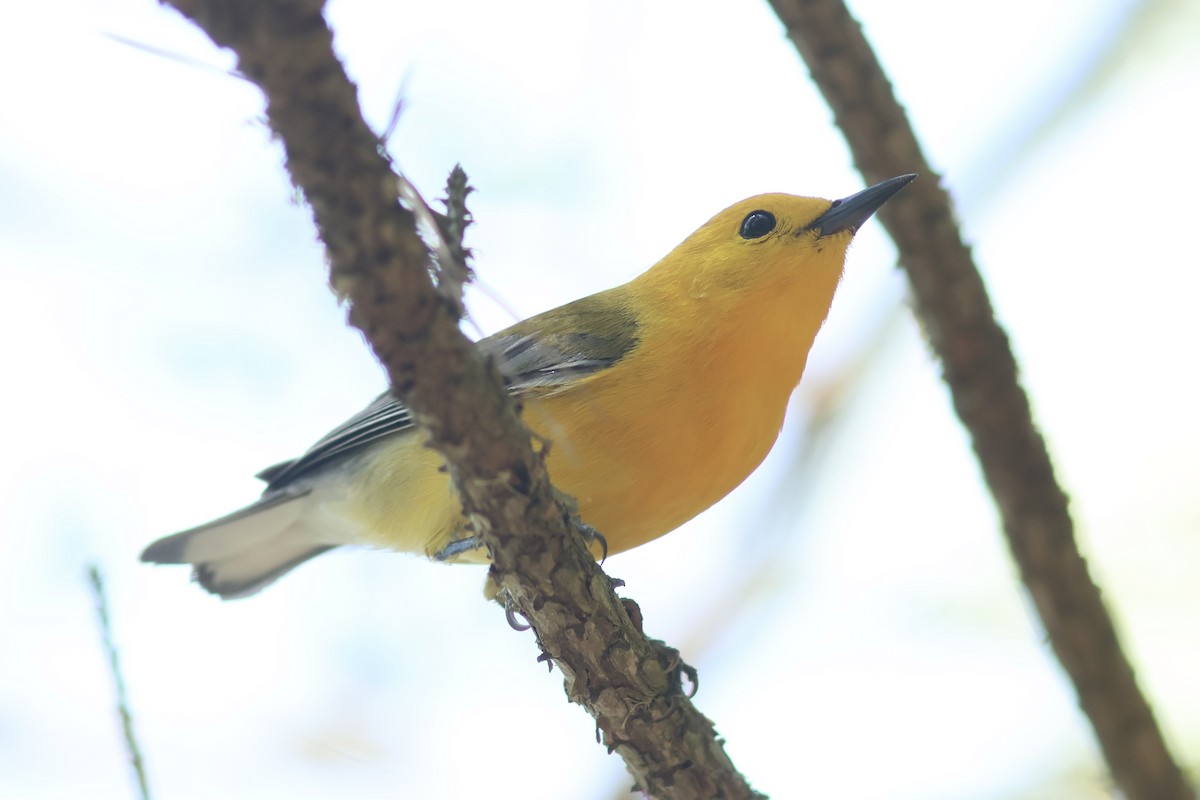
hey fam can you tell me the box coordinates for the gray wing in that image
[487,331,628,391]
[257,317,638,491]
[255,391,414,488]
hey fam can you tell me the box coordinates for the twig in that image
[766,1,1192,798]
[88,565,152,800]
[435,163,475,287]
[157,0,760,796]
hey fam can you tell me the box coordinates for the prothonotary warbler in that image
[142,174,916,598]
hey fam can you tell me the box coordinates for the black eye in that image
[739,210,776,239]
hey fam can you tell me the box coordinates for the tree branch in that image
[159,0,759,796]
[766,1,1192,798]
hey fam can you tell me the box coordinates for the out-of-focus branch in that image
[89,565,152,800]
[766,1,1191,798]
[158,0,759,796]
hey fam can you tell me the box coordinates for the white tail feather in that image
[142,490,346,599]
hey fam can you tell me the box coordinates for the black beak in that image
[807,174,916,237]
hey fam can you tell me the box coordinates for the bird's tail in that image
[141,489,337,599]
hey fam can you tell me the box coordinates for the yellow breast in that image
[340,197,851,561]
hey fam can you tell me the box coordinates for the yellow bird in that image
[142,175,915,598]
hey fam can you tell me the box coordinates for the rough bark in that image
[159,0,761,796]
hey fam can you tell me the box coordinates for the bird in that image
[141,174,916,598]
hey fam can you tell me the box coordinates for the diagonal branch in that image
[766,1,1192,798]
[158,0,759,796]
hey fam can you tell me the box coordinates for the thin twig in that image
[766,1,1192,798]
[157,0,760,796]
[88,565,152,800]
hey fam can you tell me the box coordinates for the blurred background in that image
[1,0,1197,797]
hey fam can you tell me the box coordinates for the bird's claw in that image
[572,517,608,563]
[654,640,699,698]
[503,592,531,631]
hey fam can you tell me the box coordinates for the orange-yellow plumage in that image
[142,177,915,597]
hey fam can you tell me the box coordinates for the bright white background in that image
[1,0,1197,798]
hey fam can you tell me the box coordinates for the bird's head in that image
[637,174,916,308]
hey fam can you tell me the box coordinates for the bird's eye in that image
[739,210,776,239]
